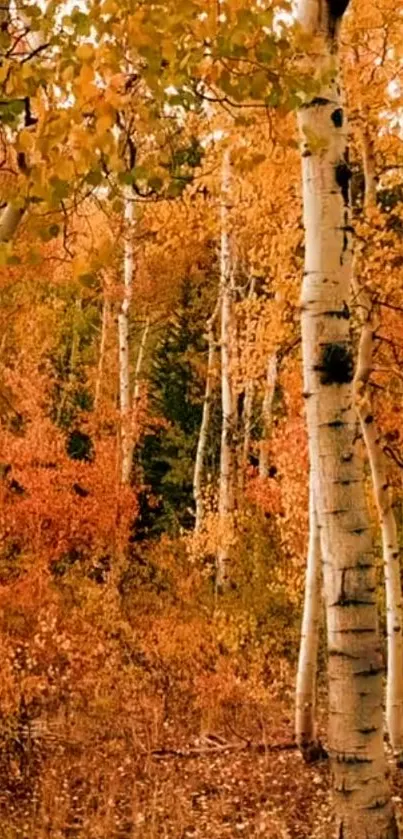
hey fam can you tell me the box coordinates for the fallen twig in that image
[147,740,300,760]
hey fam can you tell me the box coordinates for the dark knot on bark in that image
[314,343,354,385]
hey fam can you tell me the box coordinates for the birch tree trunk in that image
[0,205,24,243]
[295,476,323,759]
[118,195,135,485]
[240,278,256,483]
[131,316,150,445]
[56,298,81,425]
[259,353,277,479]
[95,298,110,411]
[298,0,397,834]
[216,148,236,592]
[354,125,403,762]
[194,301,219,532]
[241,379,254,478]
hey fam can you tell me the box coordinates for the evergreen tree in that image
[138,276,220,536]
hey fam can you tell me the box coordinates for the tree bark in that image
[56,298,81,425]
[118,195,135,485]
[194,301,219,532]
[354,125,403,763]
[259,353,277,479]
[131,316,150,444]
[95,297,110,411]
[216,148,236,592]
[295,475,322,758]
[0,205,24,244]
[240,278,256,483]
[297,0,397,835]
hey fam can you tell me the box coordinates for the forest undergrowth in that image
[0,516,400,839]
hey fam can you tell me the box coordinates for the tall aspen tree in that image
[217,148,236,591]
[295,477,322,758]
[194,301,219,532]
[297,0,397,834]
[241,278,256,482]
[259,353,277,479]
[118,195,135,485]
[354,126,403,762]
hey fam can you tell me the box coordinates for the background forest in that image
[0,0,403,836]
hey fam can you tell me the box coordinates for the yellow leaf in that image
[56,158,75,180]
[97,112,114,134]
[18,129,35,153]
[101,0,118,13]
[77,43,94,62]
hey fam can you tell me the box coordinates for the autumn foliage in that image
[0,0,403,834]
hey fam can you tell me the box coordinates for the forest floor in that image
[2,682,403,837]
[0,692,388,839]
[1,697,332,839]
[137,732,330,839]
[97,703,402,839]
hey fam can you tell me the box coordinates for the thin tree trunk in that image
[194,301,219,532]
[131,316,150,445]
[95,298,110,411]
[133,317,149,408]
[0,205,24,243]
[217,148,236,592]
[295,475,323,760]
[354,126,403,763]
[118,195,135,485]
[297,0,397,835]
[241,380,254,477]
[259,353,277,478]
[240,278,256,483]
[56,298,81,425]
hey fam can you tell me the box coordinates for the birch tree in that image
[216,147,236,592]
[353,124,403,762]
[95,298,110,411]
[295,477,323,760]
[131,316,150,443]
[194,301,219,532]
[297,0,397,834]
[240,278,256,483]
[118,195,135,485]
[259,353,277,479]
[0,205,24,244]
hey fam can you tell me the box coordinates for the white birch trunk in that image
[241,379,254,476]
[353,126,403,762]
[295,475,322,758]
[298,0,397,834]
[355,315,403,764]
[131,316,150,449]
[118,195,135,485]
[259,353,277,479]
[217,148,236,591]
[240,277,256,483]
[0,204,24,243]
[56,298,81,425]
[95,298,110,411]
[194,301,219,532]
[133,317,149,408]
